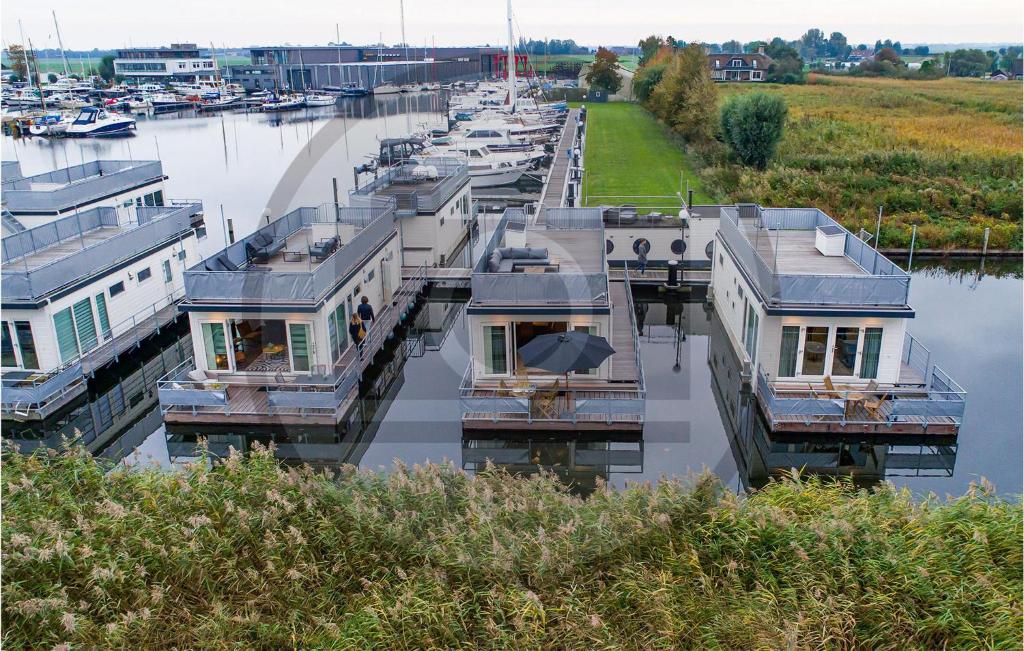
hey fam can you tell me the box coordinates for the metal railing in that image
[2,160,164,213]
[350,157,469,214]
[544,207,603,230]
[622,273,646,393]
[902,331,932,382]
[756,366,966,428]
[718,206,910,306]
[160,266,428,417]
[183,203,398,304]
[2,203,200,300]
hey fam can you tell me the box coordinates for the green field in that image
[581,102,714,208]
[529,53,592,74]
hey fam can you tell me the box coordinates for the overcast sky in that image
[4,0,1022,51]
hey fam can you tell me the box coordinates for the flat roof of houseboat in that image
[366,174,451,197]
[14,226,125,270]
[738,219,867,276]
[524,227,603,273]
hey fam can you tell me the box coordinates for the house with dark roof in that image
[1012,58,1023,80]
[708,48,773,82]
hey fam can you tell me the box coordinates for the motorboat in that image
[328,83,369,97]
[126,96,154,112]
[302,94,336,107]
[26,113,71,137]
[378,137,536,188]
[198,95,241,111]
[65,106,136,137]
[372,83,402,95]
[260,95,305,111]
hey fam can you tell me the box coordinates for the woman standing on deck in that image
[349,312,366,355]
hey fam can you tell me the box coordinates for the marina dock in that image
[539,108,580,210]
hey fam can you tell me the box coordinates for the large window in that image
[831,327,860,376]
[861,328,883,379]
[482,325,508,375]
[572,325,598,376]
[515,322,568,373]
[1,322,16,367]
[201,322,229,370]
[288,323,312,373]
[743,305,759,361]
[778,326,800,377]
[95,293,111,340]
[54,308,79,363]
[327,303,348,362]
[72,299,98,352]
[228,319,290,373]
[14,322,38,369]
[801,327,829,376]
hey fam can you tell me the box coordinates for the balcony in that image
[2,203,200,301]
[349,158,468,214]
[182,203,397,305]
[755,333,966,439]
[469,209,610,307]
[2,160,164,214]
[719,205,910,307]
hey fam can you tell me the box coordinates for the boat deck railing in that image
[718,205,910,307]
[350,157,468,214]
[2,160,164,213]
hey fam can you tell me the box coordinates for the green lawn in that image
[581,103,714,208]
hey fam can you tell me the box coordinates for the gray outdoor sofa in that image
[486,247,550,272]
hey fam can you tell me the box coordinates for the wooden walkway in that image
[609,281,638,382]
[403,266,472,287]
[539,109,580,210]
[608,268,712,285]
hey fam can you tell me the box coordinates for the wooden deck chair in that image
[823,376,840,399]
[863,391,888,420]
[498,379,513,396]
[532,379,561,419]
[513,365,532,390]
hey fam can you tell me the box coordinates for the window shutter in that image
[95,293,111,340]
[73,298,98,352]
[54,308,80,363]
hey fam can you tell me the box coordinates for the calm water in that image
[3,102,1021,497]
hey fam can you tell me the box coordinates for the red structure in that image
[491,53,532,78]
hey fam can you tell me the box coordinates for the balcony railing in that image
[350,158,469,214]
[719,206,910,307]
[182,202,398,304]
[2,203,200,301]
[2,160,164,213]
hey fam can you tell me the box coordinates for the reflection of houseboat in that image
[707,309,958,490]
[2,160,203,421]
[462,433,643,496]
[350,157,472,267]
[157,201,426,426]
[711,204,966,438]
[460,208,645,432]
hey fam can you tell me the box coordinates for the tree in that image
[722,39,742,53]
[799,28,825,59]
[720,93,787,169]
[826,32,848,58]
[633,63,666,101]
[912,45,930,55]
[650,44,718,143]
[875,47,902,65]
[585,47,622,94]
[6,44,35,81]
[638,35,664,67]
[947,49,990,77]
[98,54,116,81]
[743,41,766,53]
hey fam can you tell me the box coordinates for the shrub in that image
[720,93,788,169]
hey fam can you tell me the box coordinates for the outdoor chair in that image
[863,386,888,420]
[531,379,561,419]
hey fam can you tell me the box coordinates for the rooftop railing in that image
[719,206,910,307]
[2,160,164,213]
[2,203,200,301]
[349,157,469,214]
[470,208,609,306]
[183,202,398,305]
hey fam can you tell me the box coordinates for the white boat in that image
[462,161,525,187]
[26,113,71,137]
[198,95,241,111]
[58,95,89,110]
[260,95,305,111]
[302,94,336,107]
[65,107,136,137]
[372,84,402,95]
[126,97,154,112]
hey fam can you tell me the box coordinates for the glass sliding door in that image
[572,325,598,376]
[778,326,800,377]
[201,322,229,370]
[482,325,508,375]
[800,327,829,376]
[860,328,883,379]
[1,322,16,367]
[288,323,312,373]
[229,319,289,373]
[744,306,759,360]
[831,327,860,376]
[14,322,38,370]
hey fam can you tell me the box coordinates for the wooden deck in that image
[524,228,603,272]
[609,281,638,382]
[739,221,865,276]
[19,226,123,269]
[539,109,579,210]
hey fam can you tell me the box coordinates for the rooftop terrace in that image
[719,205,910,308]
[2,160,165,214]
[350,158,468,214]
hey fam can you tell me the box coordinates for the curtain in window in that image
[202,322,228,370]
[779,326,799,377]
[483,325,507,375]
[861,328,883,379]
[289,323,311,372]
[73,298,98,353]
[744,307,759,360]
[334,304,348,356]
[14,322,38,369]
[328,312,339,362]
[1,322,16,367]
[95,293,111,340]
[54,308,80,363]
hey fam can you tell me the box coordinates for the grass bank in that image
[581,103,714,209]
[4,446,1021,649]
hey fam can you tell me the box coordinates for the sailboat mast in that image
[506,0,516,113]
[52,11,71,77]
[399,0,410,83]
[17,20,31,85]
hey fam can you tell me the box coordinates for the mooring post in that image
[982,227,990,256]
[907,224,917,271]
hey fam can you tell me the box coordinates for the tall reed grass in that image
[3,443,1021,649]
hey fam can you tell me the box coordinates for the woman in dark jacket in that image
[348,313,365,351]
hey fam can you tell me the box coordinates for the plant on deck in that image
[3,444,1021,649]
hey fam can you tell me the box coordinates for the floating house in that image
[711,204,966,437]
[350,157,472,267]
[2,160,176,230]
[460,207,645,432]
[157,200,426,426]
[1,193,203,420]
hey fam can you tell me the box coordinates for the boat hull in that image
[469,167,525,188]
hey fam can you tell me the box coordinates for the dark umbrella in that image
[517,331,616,379]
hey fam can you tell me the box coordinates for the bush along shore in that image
[3,445,1021,649]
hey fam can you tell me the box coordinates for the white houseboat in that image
[1,198,203,420]
[349,157,472,267]
[459,207,645,432]
[157,201,426,426]
[711,204,966,437]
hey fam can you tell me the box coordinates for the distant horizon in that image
[3,0,1022,53]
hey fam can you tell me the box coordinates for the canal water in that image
[3,99,1021,497]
